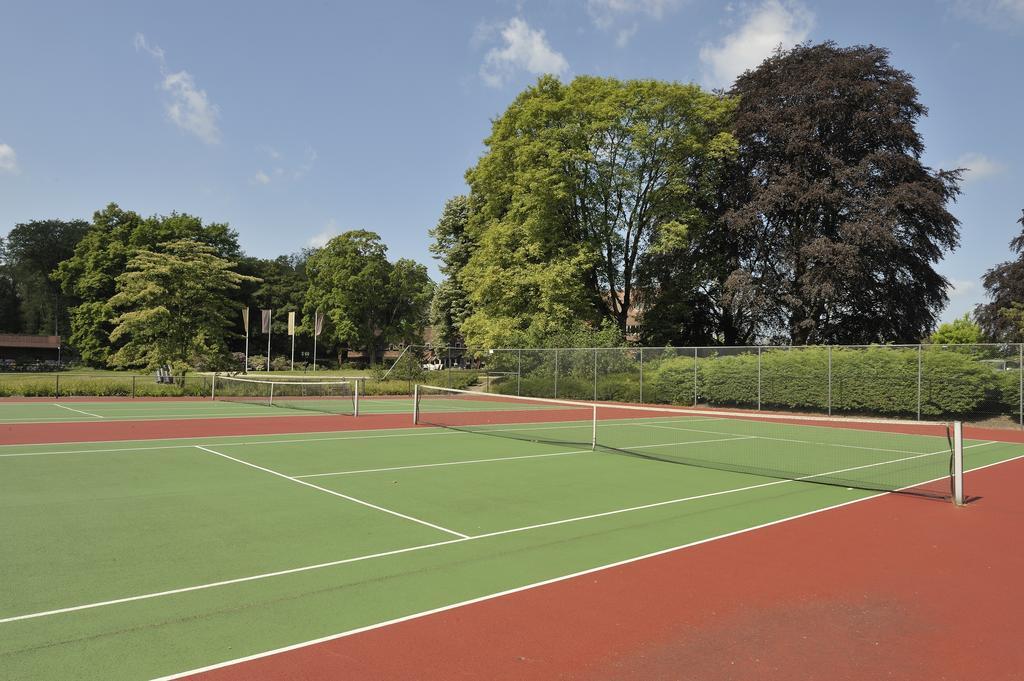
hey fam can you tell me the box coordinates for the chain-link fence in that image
[401,343,1024,428]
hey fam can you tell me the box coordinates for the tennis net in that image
[413,385,965,503]
[213,376,359,416]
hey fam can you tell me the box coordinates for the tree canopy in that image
[304,230,432,364]
[54,204,243,365]
[459,75,737,348]
[928,314,983,345]
[108,240,258,370]
[976,210,1024,342]
[720,42,962,345]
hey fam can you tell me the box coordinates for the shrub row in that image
[501,346,1020,419]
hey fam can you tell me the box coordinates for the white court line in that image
[151,446,1023,681]
[1,440,1000,627]
[194,446,468,539]
[52,403,104,418]
[293,435,753,479]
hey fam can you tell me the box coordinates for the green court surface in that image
[1,414,1020,680]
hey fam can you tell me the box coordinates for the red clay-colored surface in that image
[187,457,1024,681]
[0,413,418,445]
[3,399,1024,446]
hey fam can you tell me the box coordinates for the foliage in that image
[0,238,22,332]
[107,240,259,371]
[976,210,1024,341]
[428,195,474,347]
[237,252,312,360]
[928,314,984,345]
[304,230,433,365]
[721,42,962,345]
[4,219,89,336]
[54,204,242,365]
[460,75,737,347]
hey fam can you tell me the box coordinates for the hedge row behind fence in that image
[497,346,1021,419]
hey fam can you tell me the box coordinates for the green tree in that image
[4,219,89,336]
[237,252,312,361]
[428,195,474,346]
[304,231,432,365]
[721,42,962,345]
[928,314,983,345]
[0,238,22,332]
[54,203,242,365]
[976,210,1024,342]
[108,240,258,370]
[461,75,736,348]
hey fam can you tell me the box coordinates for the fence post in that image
[1019,343,1023,427]
[917,344,922,421]
[554,348,559,398]
[639,347,644,404]
[593,348,598,402]
[757,347,762,411]
[693,347,698,406]
[132,375,137,399]
[446,346,452,389]
[55,374,60,399]
[827,346,832,417]
[517,348,522,397]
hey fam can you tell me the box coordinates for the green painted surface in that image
[0,413,1020,680]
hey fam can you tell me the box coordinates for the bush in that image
[644,355,698,405]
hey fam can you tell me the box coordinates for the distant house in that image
[0,334,61,370]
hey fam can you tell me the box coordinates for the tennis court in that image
[2,387,1023,680]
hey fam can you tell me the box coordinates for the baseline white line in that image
[150,447,1024,681]
[193,446,468,539]
[4,439,999,628]
[292,435,753,479]
[52,403,104,418]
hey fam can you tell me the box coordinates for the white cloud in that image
[616,24,640,47]
[135,32,221,145]
[251,145,316,186]
[587,0,682,47]
[308,219,340,248]
[699,0,814,88]
[948,278,979,299]
[951,0,1024,27]
[954,152,1007,183]
[479,18,569,88]
[251,170,271,185]
[0,143,19,174]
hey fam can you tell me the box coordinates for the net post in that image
[412,383,420,425]
[757,346,762,411]
[353,378,360,417]
[693,347,698,406]
[591,403,597,451]
[952,420,964,506]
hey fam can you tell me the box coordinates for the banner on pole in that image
[314,310,324,337]
[287,311,296,336]
[261,309,272,334]
[241,307,250,334]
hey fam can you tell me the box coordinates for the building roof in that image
[0,334,61,349]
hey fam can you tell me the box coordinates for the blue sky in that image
[0,0,1020,323]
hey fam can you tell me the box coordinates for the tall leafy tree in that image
[428,195,474,346]
[237,252,312,360]
[108,240,258,370]
[54,203,242,365]
[4,219,89,336]
[975,210,1024,341]
[720,42,962,345]
[461,75,737,347]
[304,231,432,365]
[0,238,22,332]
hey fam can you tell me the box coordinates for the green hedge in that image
[505,346,1020,419]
